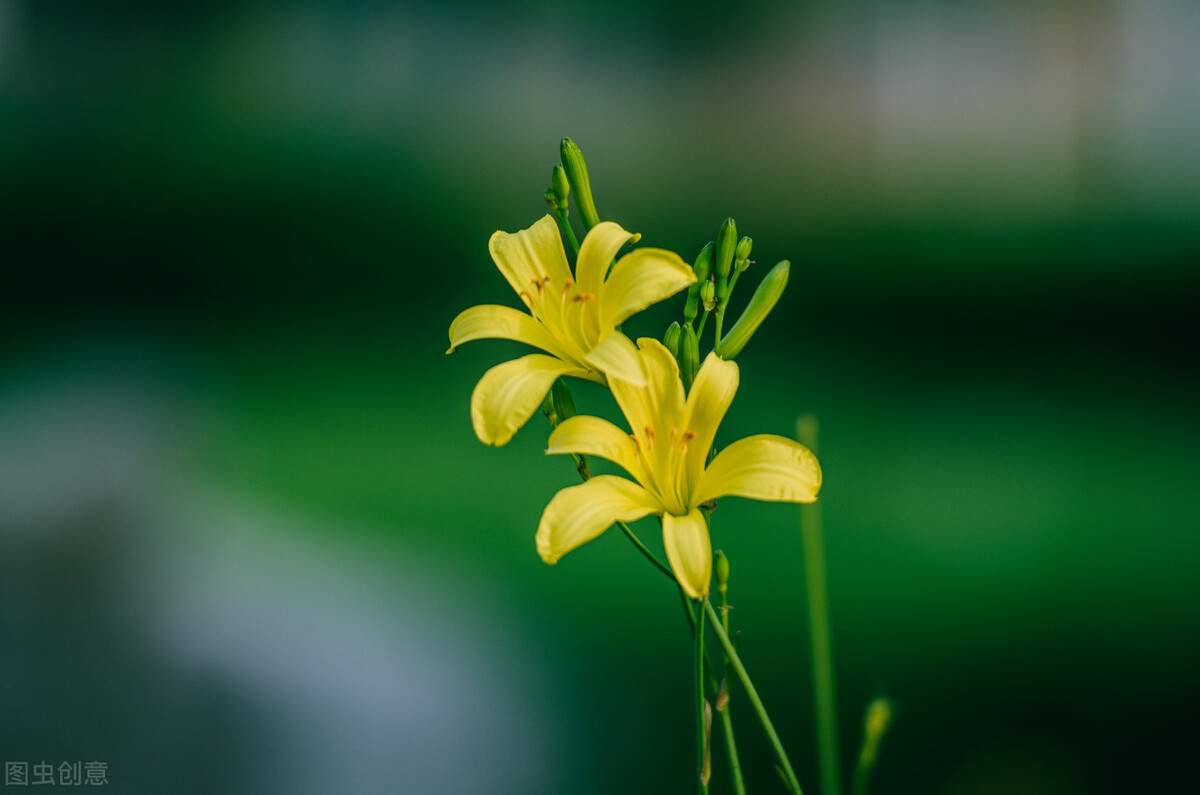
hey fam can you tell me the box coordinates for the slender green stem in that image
[797,416,842,795]
[695,308,711,341]
[705,600,804,795]
[717,582,747,795]
[695,598,710,795]
[616,520,674,581]
[717,692,746,795]
[556,209,581,254]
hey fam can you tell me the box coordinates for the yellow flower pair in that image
[450,216,821,597]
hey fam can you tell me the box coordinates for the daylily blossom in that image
[448,215,695,446]
[536,338,821,598]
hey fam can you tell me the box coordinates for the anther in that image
[644,426,656,445]
[679,430,697,449]
[570,292,595,303]
[519,290,535,310]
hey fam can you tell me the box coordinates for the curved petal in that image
[470,354,588,447]
[448,304,570,359]
[488,215,572,303]
[663,509,712,599]
[693,434,822,506]
[575,221,638,299]
[536,476,660,564]
[681,352,740,496]
[547,415,647,484]
[583,331,644,385]
[599,248,696,330]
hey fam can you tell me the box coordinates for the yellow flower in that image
[448,215,696,446]
[536,338,821,598]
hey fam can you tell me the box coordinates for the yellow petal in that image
[599,248,697,331]
[488,215,572,304]
[663,509,712,599]
[681,352,740,495]
[583,331,645,385]
[447,304,570,358]
[547,415,647,484]
[575,221,638,299]
[693,434,822,506]
[536,475,660,564]
[470,354,590,446]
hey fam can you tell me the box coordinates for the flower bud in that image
[679,322,699,392]
[543,188,559,212]
[551,163,570,206]
[560,138,601,230]
[693,241,714,282]
[683,283,701,324]
[714,218,737,280]
[700,278,716,311]
[550,378,576,422]
[735,235,753,271]
[715,260,789,360]
[663,321,682,358]
[714,549,730,589]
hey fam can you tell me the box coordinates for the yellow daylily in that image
[448,215,696,446]
[536,338,821,598]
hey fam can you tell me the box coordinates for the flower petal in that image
[547,415,647,484]
[681,352,740,496]
[448,304,570,359]
[599,248,697,331]
[663,509,712,599]
[488,215,572,304]
[536,476,660,564]
[694,434,822,506]
[575,221,639,300]
[470,354,592,447]
[583,331,645,385]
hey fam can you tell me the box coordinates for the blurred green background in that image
[2,1,1198,793]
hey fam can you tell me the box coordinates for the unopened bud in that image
[551,378,576,423]
[716,260,789,360]
[560,138,600,230]
[714,218,737,280]
[551,163,570,206]
[663,321,682,358]
[735,236,753,271]
[683,283,701,324]
[692,241,714,282]
[680,323,699,392]
[700,279,716,311]
[714,550,730,589]
[543,188,559,212]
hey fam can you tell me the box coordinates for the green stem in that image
[717,584,747,795]
[797,416,842,795]
[616,520,674,581]
[556,210,581,254]
[696,308,711,341]
[695,598,709,795]
[705,600,804,795]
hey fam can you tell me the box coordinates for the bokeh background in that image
[3,1,1198,792]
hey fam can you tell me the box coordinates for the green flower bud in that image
[551,378,576,423]
[700,278,716,311]
[551,163,570,206]
[714,218,737,280]
[663,321,682,358]
[541,386,559,425]
[735,235,753,271]
[714,550,730,589]
[680,322,699,392]
[683,283,701,324]
[693,241,714,282]
[560,138,601,230]
[543,188,559,212]
[716,260,790,360]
